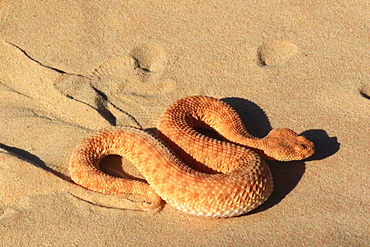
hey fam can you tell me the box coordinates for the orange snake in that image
[69,96,314,218]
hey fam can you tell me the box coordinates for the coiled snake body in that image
[69,96,314,218]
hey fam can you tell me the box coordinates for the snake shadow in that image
[222,97,340,214]
[0,143,71,181]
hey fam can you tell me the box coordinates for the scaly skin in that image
[69,96,314,218]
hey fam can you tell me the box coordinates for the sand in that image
[0,0,369,246]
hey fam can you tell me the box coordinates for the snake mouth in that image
[258,144,315,162]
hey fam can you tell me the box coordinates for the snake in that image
[69,96,314,218]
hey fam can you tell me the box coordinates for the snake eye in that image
[295,144,306,152]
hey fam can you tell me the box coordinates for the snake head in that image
[263,128,315,161]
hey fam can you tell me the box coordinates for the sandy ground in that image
[0,0,369,246]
